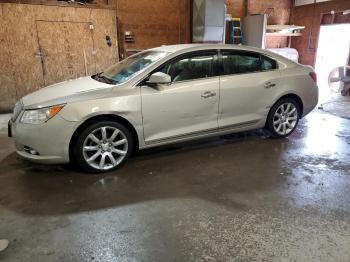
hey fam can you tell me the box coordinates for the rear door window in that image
[221,51,262,75]
[261,56,278,71]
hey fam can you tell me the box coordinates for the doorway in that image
[36,21,96,87]
[315,24,350,103]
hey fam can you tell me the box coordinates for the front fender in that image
[58,88,145,147]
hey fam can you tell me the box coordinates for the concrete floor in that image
[0,102,350,261]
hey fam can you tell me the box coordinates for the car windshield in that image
[95,51,168,84]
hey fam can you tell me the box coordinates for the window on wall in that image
[160,52,216,82]
[222,52,262,75]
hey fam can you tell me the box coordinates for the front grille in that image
[11,101,23,121]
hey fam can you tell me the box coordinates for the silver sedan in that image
[8,44,318,173]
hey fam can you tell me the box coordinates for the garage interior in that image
[0,0,350,260]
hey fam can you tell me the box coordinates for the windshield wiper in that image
[92,73,118,85]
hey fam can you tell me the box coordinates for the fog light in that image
[23,146,40,155]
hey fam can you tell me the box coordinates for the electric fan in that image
[328,66,350,96]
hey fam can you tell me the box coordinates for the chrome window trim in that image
[218,68,280,78]
[163,75,220,85]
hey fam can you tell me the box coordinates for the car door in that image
[218,50,280,128]
[140,50,219,143]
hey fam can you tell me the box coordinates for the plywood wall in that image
[291,0,350,66]
[0,3,118,112]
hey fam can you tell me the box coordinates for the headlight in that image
[20,104,65,124]
[12,101,23,121]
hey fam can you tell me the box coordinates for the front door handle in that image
[264,82,276,88]
[201,91,216,98]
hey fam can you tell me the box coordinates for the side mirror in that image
[147,72,171,85]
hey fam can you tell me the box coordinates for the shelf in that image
[266,32,302,37]
[266,25,305,31]
[266,24,304,38]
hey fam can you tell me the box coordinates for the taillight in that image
[309,72,317,83]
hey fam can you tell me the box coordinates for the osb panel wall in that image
[36,21,96,86]
[116,0,190,58]
[0,0,115,10]
[0,3,118,112]
[291,0,350,66]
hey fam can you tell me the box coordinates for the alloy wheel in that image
[272,102,298,136]
[82,126,128,170]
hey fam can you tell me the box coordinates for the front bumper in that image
[9,114,78,164]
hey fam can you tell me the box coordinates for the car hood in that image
[21,76,113,109]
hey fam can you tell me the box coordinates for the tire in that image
[73,121,133,173]
[266,98,300,138]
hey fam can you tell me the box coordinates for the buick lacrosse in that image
[8,44,318,173]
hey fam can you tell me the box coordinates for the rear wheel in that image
[73,121,133,173]
[267,98,300,138]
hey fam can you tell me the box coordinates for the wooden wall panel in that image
[291,0,350,66]
[0,6,18,111]
[0,3,118,112]
[36,21,95,86]
[0,4,45,110]
[90,9,119,73]
[0,0,114,9]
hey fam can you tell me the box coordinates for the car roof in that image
[152,43,267,54]
[150,44,297,66]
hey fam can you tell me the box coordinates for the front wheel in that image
[73,121,133,173]
[266,98,300,138]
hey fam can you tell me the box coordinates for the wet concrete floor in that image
[0,109,350,261]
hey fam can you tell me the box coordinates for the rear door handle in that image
[201,91,216,98]
[264,82,276,88]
